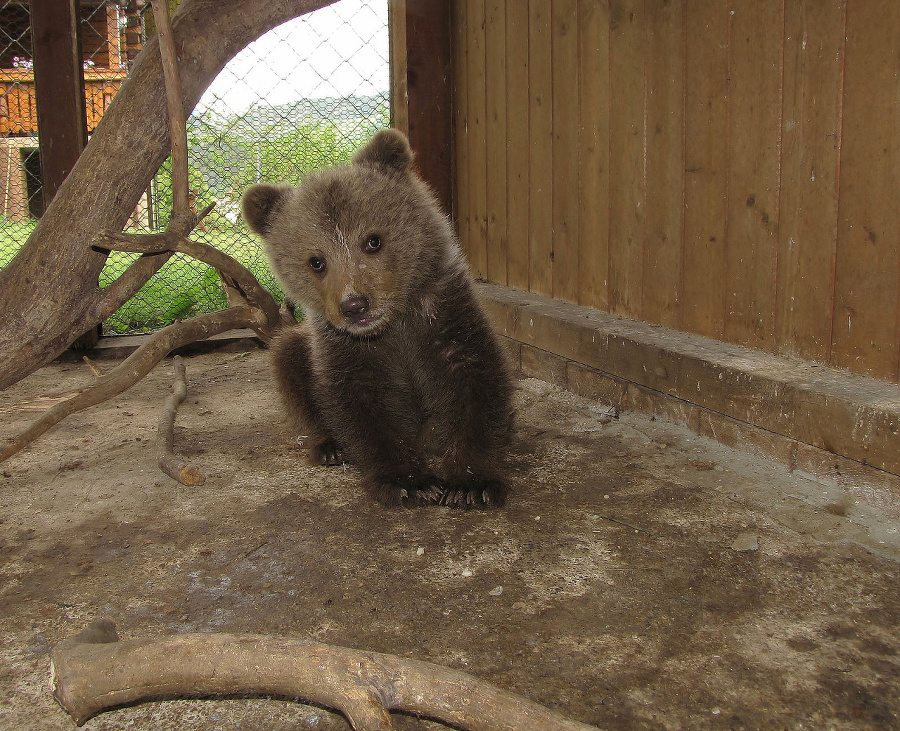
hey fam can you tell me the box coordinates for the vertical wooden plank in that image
[775,0,845,363]
[389,1,410,138]
[577,0,609,311]
[31,0,87,209]
[723,1,784,350]
[551,0,579,303]
[680,0,728,339]
[528,0,553,295]
[466,0,488,279]
[607,0,645,318]
[451,0,470,247]
[832,0,900,380]
[402,0,454,215]
[506,0,530,291]
[642,0,684,328]
[485,0,508,285]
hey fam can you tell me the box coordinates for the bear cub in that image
[242,129,514,508]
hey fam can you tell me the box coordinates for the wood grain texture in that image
[723,1,784,350]
[551,0,580,303]
[485,0,508,285]
[505,0,530,291]
[528,0,553,296]
[577,0,610,311]
[451,0,470,257]
[642,0,684,328]
[775,0,845,363]
[447,0,900,383]
[466,0,488,279]
[832,0,900,380]
[680,0,729,340]
[607,0,645,318]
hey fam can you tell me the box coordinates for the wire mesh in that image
[0,0,390,335]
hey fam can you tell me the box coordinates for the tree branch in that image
[94,228,290,338]
[51,621,600,731]
[157,356,206,486]
[151,0,190,219]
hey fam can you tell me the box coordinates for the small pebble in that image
[730,533,759,552]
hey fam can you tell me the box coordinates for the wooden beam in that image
[31,0,87,210]
[390,0,452,216]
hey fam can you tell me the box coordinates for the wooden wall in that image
[451,0,900,383]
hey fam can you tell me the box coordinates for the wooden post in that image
[31,0,88,210]
[390,0,452,217]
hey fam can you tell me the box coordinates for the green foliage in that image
[0,218,37,268]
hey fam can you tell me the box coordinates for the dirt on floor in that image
[0,346,898,730]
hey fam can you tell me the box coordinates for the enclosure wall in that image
[451,0,900,383]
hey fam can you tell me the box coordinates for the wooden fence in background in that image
[451,0,900,383]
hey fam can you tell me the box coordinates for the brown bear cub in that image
[242,129,514,508]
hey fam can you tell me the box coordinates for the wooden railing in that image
[0,68,127,136]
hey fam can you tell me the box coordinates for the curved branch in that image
[94,229,290,336]
[88,252,175,324]
[51,622,600,731]
[88,205,218,324]
[158,356,206,486]
[1,306,260,464]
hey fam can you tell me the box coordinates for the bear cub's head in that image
[242,129,456,338]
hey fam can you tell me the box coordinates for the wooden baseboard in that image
[478,282,900,496]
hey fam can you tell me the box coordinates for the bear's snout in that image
[340,295,371,322]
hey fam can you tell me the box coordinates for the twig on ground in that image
[157,356,205,486]
[591,512,659,538]
[82,356,103,378]
[51,620,600,731]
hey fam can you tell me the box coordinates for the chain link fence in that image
[0,0,390,334]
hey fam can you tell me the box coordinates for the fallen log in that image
[50,621,601,731]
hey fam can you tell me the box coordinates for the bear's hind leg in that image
[270,326,343,466]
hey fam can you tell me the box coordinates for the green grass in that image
[0,219,37,268]
[0,220,283,335]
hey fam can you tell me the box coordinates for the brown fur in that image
[242,129,513,508]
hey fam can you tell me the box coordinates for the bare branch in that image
[94,230,290,336]
[1,306,261,464]
[150,0,190,219]
[157,356,206,486]
[51,621,600,731]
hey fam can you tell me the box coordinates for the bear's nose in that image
[340,295,370,321]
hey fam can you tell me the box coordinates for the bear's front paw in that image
[440,478,507,509]
[366,472,444,507]
[310,439,344,467]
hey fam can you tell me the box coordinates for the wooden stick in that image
[157,355,206,486]
[150,0,190,221]
[51,621,600,731]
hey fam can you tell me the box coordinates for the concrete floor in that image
[1,347,898,730]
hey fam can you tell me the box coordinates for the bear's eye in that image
[363,235,382,254]
[309,256,326,273]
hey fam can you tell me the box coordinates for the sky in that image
[196,0,390,117]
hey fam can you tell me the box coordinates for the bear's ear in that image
[353,129,414,173]
[241,184,292,235]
